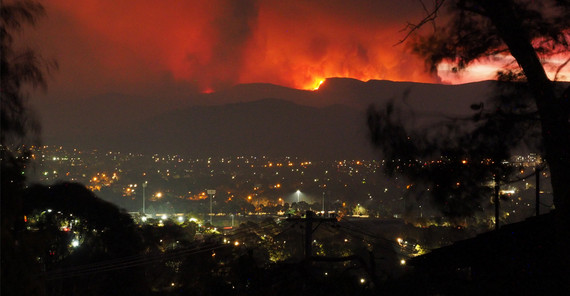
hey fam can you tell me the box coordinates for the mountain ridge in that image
[33,78,497,159]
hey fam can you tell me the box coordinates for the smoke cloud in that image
[26,0,563,101]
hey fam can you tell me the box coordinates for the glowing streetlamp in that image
[296,190,301,203]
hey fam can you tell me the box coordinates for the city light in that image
[71,239,80,248]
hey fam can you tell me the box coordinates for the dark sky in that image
[22,0,569,104]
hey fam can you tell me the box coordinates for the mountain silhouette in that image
[32,78,495,158]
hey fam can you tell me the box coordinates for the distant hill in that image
[108,98,371,159]
[33,79,496,159]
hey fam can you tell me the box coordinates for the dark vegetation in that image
[368,0,570,293]
[369,0,569,219]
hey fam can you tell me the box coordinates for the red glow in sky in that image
[26,0,569,99]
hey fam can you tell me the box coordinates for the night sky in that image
[24,0,569,105]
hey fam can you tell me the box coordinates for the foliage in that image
[368,78,550,217]
[368,0,570,218]
[409,0,569,77]
[1,2,58,294]
[21,183,149,295]
[1,0,56,146]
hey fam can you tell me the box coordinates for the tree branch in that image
[554,57,570,81]
[395,0,447,45]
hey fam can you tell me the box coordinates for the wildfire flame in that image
[313,79,326,90]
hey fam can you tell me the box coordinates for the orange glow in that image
[40,0,443,94]
[188,192,208,201]
[313,79,326,90]
[38,0,569,95]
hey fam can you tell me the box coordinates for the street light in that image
[142,181,148,215]
[296,190,301,203]
[207,190,216,224]
[322,191,326,214]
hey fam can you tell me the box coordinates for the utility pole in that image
[142,181,148,215]
[494,177,500,231]
[534,165,540,216]
[286,210,337,260]
[304,211,313,260]
[286,210,381,288]
[322,192,325,215]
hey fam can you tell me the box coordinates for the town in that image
[29,145,552,229]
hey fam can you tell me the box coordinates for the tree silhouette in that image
[1,0,56,146]
[1,1,56,294]
[22,182,149,295]
[368,0,570,219]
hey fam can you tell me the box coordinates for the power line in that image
[40,219,294,280]
[41,242,227,280]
